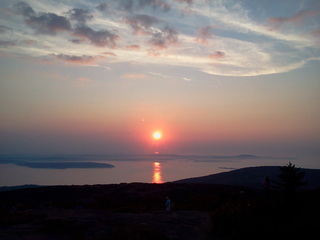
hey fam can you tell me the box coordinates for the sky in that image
[0,0,319,158]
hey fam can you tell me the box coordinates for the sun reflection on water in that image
[152,161,163,183]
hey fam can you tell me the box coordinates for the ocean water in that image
[0,154,318,187]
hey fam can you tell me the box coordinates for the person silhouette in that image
[262,176,271,197]
[263,176,271,190]
[166,196,171,212]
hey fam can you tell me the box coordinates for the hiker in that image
[262,176,271,197]
[263,176,271,190]
[166,196,171,212]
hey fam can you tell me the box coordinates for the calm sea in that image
[0,155,318,187]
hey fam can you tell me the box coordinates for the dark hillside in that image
[174,166,320,189]
[1,166,320,239]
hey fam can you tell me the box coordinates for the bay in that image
[0,155,318,187]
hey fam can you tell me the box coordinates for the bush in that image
[277,162,306,196]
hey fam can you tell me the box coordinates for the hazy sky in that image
[0,0,319,157]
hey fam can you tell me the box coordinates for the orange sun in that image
[153,131,162,140]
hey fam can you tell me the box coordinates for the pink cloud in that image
[147,49,161,57]
[76,77,91,83]
[121,73,147,79]
[268,10,318,29]
[102,52,117,57]
[75,77,92,87]
[195,25,214,44]
[126,45,141,50]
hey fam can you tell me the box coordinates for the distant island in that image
[2,161,115,169]
[15,161,115,169]
[0,154,115,169]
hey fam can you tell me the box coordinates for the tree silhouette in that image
[278,162,306,196]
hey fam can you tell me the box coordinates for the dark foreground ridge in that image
[1,166,320,240]
[174,166,320,189]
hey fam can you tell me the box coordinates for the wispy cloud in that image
[52,54,104,65]
[76,77,91,82]
[0,0,319,77]
[0,40,16,47]
[121,73,147,79]
[75,77,92,87]
[126,44,140,50]
[195,25,215,44]
[268,10,318,30]
[208,51,225,59]
[115,0,172,12]
[148,72,171,78]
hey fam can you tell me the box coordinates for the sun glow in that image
[153,131,162,140]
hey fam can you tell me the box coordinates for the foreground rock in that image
[0,183,220,240]
[0,208,212,240]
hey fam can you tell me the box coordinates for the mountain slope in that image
[174,166,320,189]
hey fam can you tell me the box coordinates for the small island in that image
[16,161,115,169]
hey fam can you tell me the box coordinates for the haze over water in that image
[0,154,318,187]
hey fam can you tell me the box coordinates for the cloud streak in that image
[121,73,147,79]
[268,10,318,29]
[52,54,103,65]
[208,51,225,59]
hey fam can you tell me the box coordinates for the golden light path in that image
[152,161,163,184]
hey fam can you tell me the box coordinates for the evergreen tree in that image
[278,162,306,195]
